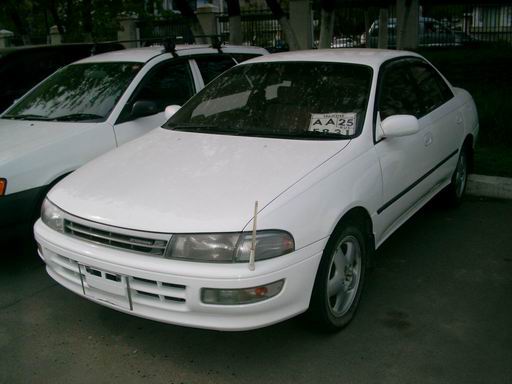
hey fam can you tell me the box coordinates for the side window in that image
[117,59,194,124]
[195,55,236,85]
[378,61,422,121]
[408,60,453,115]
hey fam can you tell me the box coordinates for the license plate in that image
[79,264,131,310]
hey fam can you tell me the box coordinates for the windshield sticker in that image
[308,113,357,135]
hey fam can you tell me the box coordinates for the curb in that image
[466,174,512,200]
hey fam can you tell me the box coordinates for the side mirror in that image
[164,105,181,120]
[131,100,158,119]
[381,115,420,138]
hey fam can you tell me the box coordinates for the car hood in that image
[49,128,350,233]
[0,118,100,165]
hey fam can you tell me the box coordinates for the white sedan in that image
[35,49,478,331]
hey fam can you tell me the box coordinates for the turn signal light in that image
[201,280,284,305]
[0,178,6,196]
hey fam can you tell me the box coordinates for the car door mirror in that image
[381,115,420,138]
[131,100,158,119]
[164,105,181,120]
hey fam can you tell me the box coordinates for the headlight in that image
[41,198,65,233]
[166,230,294,263]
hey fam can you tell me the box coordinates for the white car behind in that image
[0,44,267,235]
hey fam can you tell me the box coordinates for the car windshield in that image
[165,61,372,140]
[3,62,142,122]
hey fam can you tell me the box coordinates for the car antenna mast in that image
[249,201,258,271]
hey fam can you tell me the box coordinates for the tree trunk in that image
[174,0,206,44]
[47,0,65,35]
[318,0,335,49]
[265,0,299,51]
[227,0,242,45]
[6,1,31,45]
[378,7,389,49]
[82,0,93,41]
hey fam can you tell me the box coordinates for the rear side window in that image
[408,60,453,115]
[195,55,236,85]
[132,60,194,110]
[378,60,422,120]
[231,53,260,63]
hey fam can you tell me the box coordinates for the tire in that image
[442,145,469,207]
[308,222,368,332]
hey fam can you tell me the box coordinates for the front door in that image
[373,59,436,238]
[113,59,196,146]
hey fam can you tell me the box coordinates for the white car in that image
[0,44,267,235]
[35,49,479,331]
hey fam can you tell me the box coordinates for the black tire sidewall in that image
[310,223,368,331]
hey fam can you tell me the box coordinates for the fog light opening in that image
[201,279,284,305]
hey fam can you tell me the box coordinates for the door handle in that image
[456,112,463,125]
[424,132,433,147]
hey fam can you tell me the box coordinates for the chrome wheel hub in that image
[455,151,467,198]
[327,235,362,317]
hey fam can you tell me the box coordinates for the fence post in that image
[197,4,219,44]
[117,15,138,48]
[289,0,313,49]
[378,8,389,49]
[49,25,63,45]
[0,30,14,48]
[396,0,419,50]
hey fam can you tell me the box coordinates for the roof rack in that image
[162,38,178,57]
[210,37,224,54]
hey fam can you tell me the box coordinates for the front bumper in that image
[34,219,324,331]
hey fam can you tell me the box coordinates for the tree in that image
[265,0,299,50]
[227,0,242,45]
[173,0,206,44]
[4,0,31,44]
[319,0,335,49]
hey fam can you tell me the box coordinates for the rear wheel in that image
[308,222,367,331]
[442,146,469,206]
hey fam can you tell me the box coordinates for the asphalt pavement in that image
[1,197,511,384]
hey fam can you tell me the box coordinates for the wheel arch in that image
[462,134,474,173]
[329,206,375,266]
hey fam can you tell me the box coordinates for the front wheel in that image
[308,223,367,331]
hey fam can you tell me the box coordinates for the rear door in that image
[407,58,463,185]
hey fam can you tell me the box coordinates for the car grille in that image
[64,219,169,256]
[45,252,188,310]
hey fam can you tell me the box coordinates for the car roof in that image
[0,42,120,56]
[241,49,421,70]
[75,44,268,64]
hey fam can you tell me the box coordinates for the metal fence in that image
[217,10,287,50]
[329,3,512,49]
[3,2,511,49]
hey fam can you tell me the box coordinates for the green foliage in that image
[0,0,172,43]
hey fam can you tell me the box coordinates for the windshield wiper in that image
[2,114,51,121]
[51,113,104,122]
[169,124,241,135]
[233,130,350,140]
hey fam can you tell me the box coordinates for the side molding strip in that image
[377,149,459,214]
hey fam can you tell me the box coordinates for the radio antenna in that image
[249,201,258,271]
